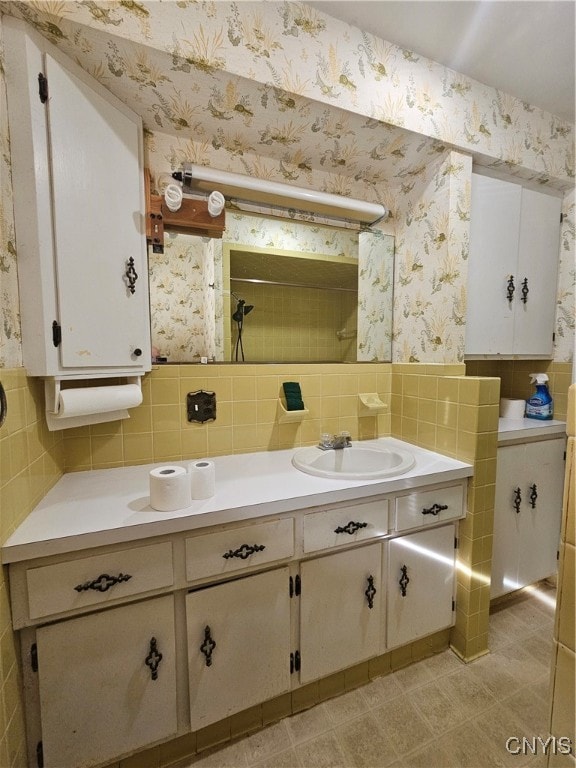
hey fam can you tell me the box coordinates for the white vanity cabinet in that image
[387,525,457,649]
[4,462,469,768]
[186,568,292,731]
[465,172,562,358]
[34,595,177,768]
[491,435,566,598]
[3,18,151,377]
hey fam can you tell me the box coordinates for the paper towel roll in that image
[190,460,215,499]
[500,398,526,419]
[58,384,143,417]
[150,465,191,512]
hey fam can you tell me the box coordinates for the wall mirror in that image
[148,211,394,364]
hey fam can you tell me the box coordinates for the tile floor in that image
[185,582,558,768]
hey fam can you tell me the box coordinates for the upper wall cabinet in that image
[465,172,562,359]
[3,19,151,378]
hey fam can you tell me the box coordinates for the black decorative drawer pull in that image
[125,257,138,294]
[506,275,515,302]
[365,575,376,609]
[529,484,538,508]
[399,565,410,597]
[74,572,132,593]
[200,625,216,666]
[521,278,529,304]
[334,520,368,535]
[145,637,162,680]
[513,487,522,513]
[223,543,266,560]
[421,503,448,517]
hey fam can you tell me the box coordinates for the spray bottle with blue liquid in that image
[525,373,553,420]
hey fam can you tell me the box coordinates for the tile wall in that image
[227,281,358,363]
[466,360,573,421]
[0,369,64,767]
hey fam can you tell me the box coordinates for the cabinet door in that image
[491,438,565,598]
[517,438,565,588]
[186,568,291,731]
[513,189,562,356]
[299,543,382,684]
[387,525,455,649]
[465,174,522,356]
[491,444,524,598]
[36,596,177,768]
[46,54,149,370]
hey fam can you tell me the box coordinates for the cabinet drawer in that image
[185,518,294,582]
[303,499,389,553]
[26,542,174,620]
[394,485,465,532]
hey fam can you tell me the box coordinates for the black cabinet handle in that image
[222,543,265,560]
[365,575,376,609]
[0,381,6,429]
[200,625,216,666]
[529,484,538,508]
[421,503,448,517]
[125,257,138,294]
[74,572,132,593]
[334,521,368,535]
[513,487,522,513]
[521,278,529,304]
[145,637,162,680]
[506,275,515,302]
[399,565,410,596]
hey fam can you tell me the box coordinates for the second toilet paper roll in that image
[190,460,216,499]
[150,465,191,512]
[500,398,526,419]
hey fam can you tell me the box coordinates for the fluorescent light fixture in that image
[178,163,387,225]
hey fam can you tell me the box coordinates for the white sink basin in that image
[292,443,416,480]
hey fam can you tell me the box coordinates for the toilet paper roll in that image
[190,460,216,499]
[150,465,191,512]
[57,384,143,418]
[500,398,526,419]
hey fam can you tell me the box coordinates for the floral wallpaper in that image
[0,2,574,366]
[0,18,21,367]
[393,150,472,363]
[556,189,576,362]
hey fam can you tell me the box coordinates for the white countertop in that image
[2,438,473,563]
[498,418,567,445]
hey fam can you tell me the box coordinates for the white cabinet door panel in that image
[36,596,177,768]
[517,439,565,588]
[466,174,521,355]
[46,54,148,369]
[299,543,382,683]
[387,525,455,649]
[513,188,562,356]
[186,568,291,731]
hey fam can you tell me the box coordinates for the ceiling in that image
[308,1,575,123]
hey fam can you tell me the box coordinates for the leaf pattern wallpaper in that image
[0,0,574,366]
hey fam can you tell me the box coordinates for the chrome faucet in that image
[318,431,352,450]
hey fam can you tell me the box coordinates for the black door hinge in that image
[36,740,44,768]
[31,643,38,672]
[52,321,61,347]
[289,574,301,597]
[290,650,301,674]
[38,73,48,103]
[454,537,459,549]
[452,599,456,612]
